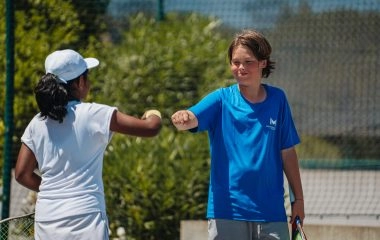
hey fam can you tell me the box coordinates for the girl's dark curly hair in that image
[34,73,81,123]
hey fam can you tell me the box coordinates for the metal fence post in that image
[156,0,165,21]
[2,0,15,222]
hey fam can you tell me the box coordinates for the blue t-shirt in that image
[189,84,300,222]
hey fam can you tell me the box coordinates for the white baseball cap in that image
[45,49,99,83]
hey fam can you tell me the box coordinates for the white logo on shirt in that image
[266,118,277,130]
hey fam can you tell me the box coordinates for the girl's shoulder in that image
[75,101,115,110]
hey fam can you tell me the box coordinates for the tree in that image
[69,0,111,44]
[90,12,231,122]
[104,128,210,240]
[13,0,110,46]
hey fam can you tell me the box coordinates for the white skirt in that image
[34,212,109,240]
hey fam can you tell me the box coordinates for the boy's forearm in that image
[282,148,304,200]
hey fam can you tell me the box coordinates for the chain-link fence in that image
[100,1,380,168]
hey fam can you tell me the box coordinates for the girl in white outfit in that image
[15,49,162,240]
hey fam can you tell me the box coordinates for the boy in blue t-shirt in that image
[171,29,304,240]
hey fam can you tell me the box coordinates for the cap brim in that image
[84,58,99,69]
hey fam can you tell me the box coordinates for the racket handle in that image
[295,216,308,240]
[295,216,302,225]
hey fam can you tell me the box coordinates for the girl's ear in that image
[78,75,86,88]
[259,60,267,69]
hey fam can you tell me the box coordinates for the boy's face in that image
[230,45,266,86]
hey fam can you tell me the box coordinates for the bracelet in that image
[145,110,162,119]
[295,198,304,201]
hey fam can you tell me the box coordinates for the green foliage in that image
[11,0,83,129]
[104,127,210,239]
[90,12,232,121]
[69,0,111,44]
[324,136,380,160]
[296,135,342,160]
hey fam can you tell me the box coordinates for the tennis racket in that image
[291,216,308,240]
[0,212,35,239]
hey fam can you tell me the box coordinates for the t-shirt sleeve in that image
[188,89,222,132]
[280,94,300,149]
[88,103,117,142]
[21,116,39,155]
